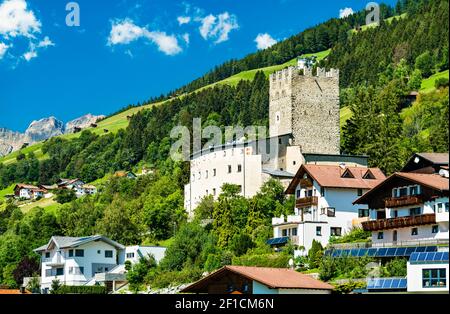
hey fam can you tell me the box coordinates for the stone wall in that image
[291,69,340,154]
[269,66,340,155]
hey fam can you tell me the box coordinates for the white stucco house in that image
[34,235,125,294]
[124,246,167,265]
[270,164,386,255]
[407,251,449,293]
[14,184,46,200]
[34,235,168,293]
[354,171,449,247]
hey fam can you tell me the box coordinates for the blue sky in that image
[0,0,396,132]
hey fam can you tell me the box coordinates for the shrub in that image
[384,258,407,277]
[232,252,291,268]
[229,233,255,256]
[55,189,77,204]
[435,77,449,89]
[308,240,324,269]
[147,267,203,289]
[54,285,107,294]
[333,281,367,294]
[329,227,371,244]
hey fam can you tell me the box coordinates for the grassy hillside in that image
[420,70,449,93]
[0,50,331,166]
[349,13,408,34]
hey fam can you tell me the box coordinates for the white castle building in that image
[184,60,350,216]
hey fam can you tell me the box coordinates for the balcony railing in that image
[296,196,318,208]
[362,214,436,232]
[384,195,422,208]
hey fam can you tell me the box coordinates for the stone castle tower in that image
[269,65,340,155]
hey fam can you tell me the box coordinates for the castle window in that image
[228,165,232,173]
[411,228,419,236]
[213,169,217,177]
[205,170,208,179]
[213,188,216,196]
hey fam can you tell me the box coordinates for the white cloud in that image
[146,31,182,55]
[339,7,354,18]
[107,19,145,45]
[198,12,238,44]
[0,0,53,64]
[182,33,190,45]
[0,0,41,38]
[37,36,54,48]
[107,19,182,56]
[255,33,277,50]
[0,42,10,59]
[177,16,191,25]
[23,49,36,61]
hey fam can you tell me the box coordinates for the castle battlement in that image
[269,66,339,82]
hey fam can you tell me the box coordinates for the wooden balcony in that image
[296,196,318,208]
[384,195,422,208]
[299,178,313,188]
[362,214,436,232]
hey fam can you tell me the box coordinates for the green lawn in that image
[0,184,15,199]
[19,196,61,214]
[420,70,449,93]
[340,106,352,129]
[204,49,331,88]
[349,13,407,34]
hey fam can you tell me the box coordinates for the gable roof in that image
[34,235,125,252]
[182,266,334,292]
[286,165,386,194]
[14,184,46,192]
[416,153,449,165]
[354,172,449,204]
[401,153,449,172]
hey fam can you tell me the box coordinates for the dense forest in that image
[0,0,448,290]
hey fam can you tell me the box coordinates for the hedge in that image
[54,285,108,294]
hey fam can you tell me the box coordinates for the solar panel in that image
[386,248,397,256]
[410,252,448,263]
[377,248,388,257]
[367,278,407,290]
[425,252,435,261]
[367,248,377,256]
[391,278,400,289]
[395,247,407,256]
[350,249,359,257]
[425,246,437,252]
[405,247,416,255]
[415,246,426,253]
[357,249,367,257]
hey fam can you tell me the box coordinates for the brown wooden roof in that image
[354,172,449,205]
[286,165,386,194]
[182,266,334,292]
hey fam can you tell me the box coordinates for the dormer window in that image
[341,169,355,178]
[363,170,376,179]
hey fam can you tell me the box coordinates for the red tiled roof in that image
[182,266,334,292]
[286,165,386,194]
[0,289,31,294]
